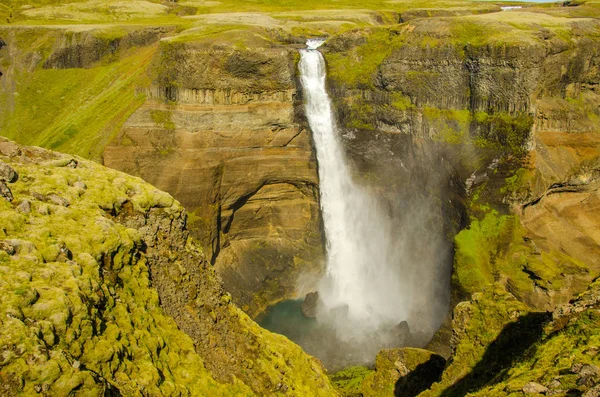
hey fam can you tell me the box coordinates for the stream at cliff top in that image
[260,39,450,370]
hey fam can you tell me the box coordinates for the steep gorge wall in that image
[104,35,324,317]
[323,16,600,312]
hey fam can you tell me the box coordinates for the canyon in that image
[1,0,600,395]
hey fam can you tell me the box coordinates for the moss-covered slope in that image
[419,281,600,397]
[0,137,336,396]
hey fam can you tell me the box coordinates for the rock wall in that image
[104,35,324,317]
[322,17,600,314]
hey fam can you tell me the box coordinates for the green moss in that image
[330,366,373,396]
[390,92,414,111]
[1,44,156,162]
[150,109,176,131]
[434,283,600,397]
[453,208,596,304]
[474,112,533,156]
[423,107,471,144]
[501,167,533,199]
[453,211,513,295]
[326,27,406,88]
[420,286,541,397]
[0,148,257,396]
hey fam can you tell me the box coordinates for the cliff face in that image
[0,137,335,396]
[103,33,324,317]
[323,14,600,312]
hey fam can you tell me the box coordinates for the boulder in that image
[0,141,21,157]
[16,200,31,214]
[48,194,70,207]
[0,162,17,183]
[301,291,319,318]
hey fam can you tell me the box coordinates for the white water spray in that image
[299,40,412,338]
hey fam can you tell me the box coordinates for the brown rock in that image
[16,200,31,214]
[0,182,13,202]
[0,240,15,255]
[584,384,600,397]
[0,162,17,183]
[103,44,324,317]
[48,194,69,207]
[0,141,21,157]
[523,381,548,394]
[301,291,319,318]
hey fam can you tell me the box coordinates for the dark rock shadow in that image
[394,355,446,397]
[437,311,551,397]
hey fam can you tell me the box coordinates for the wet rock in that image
[0,182,13,202]
[392,320,411,343]
[301,291,319,318]
[0,141,21,157]
[16,200,31,214]
[523,381,548,394]
[48,194,70,207]
[0,162,17,183]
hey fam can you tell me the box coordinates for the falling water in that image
[299,39,411,340]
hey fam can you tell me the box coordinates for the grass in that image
[326,27,407,88]
[1,44,157,161]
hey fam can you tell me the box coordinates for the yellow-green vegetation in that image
[422,282,600,396]
[474,112,534,156]
[0,143,253,395]
[329,366,373,396]
[0,30,157,162]
[453,209,595,306]
[361,348,445,397]
[472,284,600,396]
[420,286,544,397]
[424,107,471,144]
[326,27,407,88]
[0,139,340,395]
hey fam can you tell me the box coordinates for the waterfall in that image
[299,39,410,338]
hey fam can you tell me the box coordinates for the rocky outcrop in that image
[0,137,335,396]
[427,281,600,397]
[104,34,324,317]
[362,348,446,397]
[42,26,171,70]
